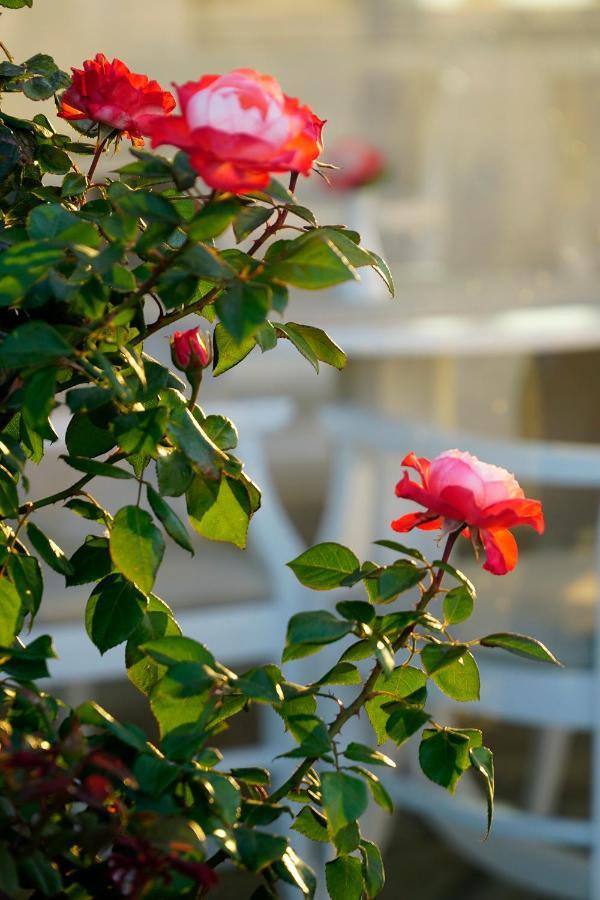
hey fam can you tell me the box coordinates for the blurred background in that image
[4,0,600,896]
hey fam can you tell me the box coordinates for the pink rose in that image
[58,53,175,147]
[170,327,211,372]
[392,450,544,575]
[145,69,324,193]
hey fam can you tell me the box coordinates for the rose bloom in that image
[58,53,175,146]
[392,450,544,575]
[326,136,385,191]
[170,327,211,372]
[145,68,324,193]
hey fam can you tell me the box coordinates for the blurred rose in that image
[392,450,544,575]
[58,53,175,147]
[170,327,211,372]
[325,136,385,190]
[145,68,324,193]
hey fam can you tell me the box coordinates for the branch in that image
[247,171,299,256]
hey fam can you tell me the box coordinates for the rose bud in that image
[392,450,544,575]
[325,136,385,191]
[170,327,212,378]
[58,53,175,147]
[145,68,324,193]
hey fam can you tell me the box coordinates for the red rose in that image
[145,69,324,193]
[392,450,544,575]
[325,136,385,191]
[58,53,175,147]
[170,327,211,372]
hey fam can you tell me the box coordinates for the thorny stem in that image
[207,527,466,871]
[87,134,111,183]
[0,451,126,522]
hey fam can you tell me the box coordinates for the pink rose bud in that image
[170,327,211,373]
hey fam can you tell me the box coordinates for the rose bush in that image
[0,3,559,897]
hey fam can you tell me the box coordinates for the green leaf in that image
[188,197,240,240]
[0,579,21,645]
[321,771,368,836]
[64,497,111,524]
[0,322,72,368]
[277,323,347,371]
[0,464,19,517]
[233,204,273,242]
[26,522,73,576]
[125,595,182,695]
[236,828,287,872]
[147,485,193,554]
[60,455,133,479]
[385,707,430,746]
[216,280,271,343]
[336,600,375,624]
[166,404,226,480]
[186,473,251,549]
[19,851,62,896]
[110,506,165,594]
[266,232,358,289]
[371,561,426,602]
[432,560,476,599]
[470,745,495,836]
[273,846,317,898]
[65,411,115,458]
[314,661,361,686]
[66,536,112,586]
[443,585,474,625]
[292,807,329,843]
[325,855,363,900]
[60,172,87,197]
[360,840,385,899]
[0,241,63,307]
[373,539,427,562]
[0,843,18,895]
[343,742,396,768]
[420,643,469,675]
[419,728,472,793]
[479,632,561,665]
[423,647,480,702]
[140,634,215,667]
[213,323,256,376]
[76,701,148,750]
[156,449,193,496]
[286,610,352,647]
[231,767,270,786]
[86,574,147,654]
[365,666,427,744]
[285,714,331,757]
[350,766,394,814]
[201,414,238,451]
[287,542,360,590]
[117,189,181,225]
[368,250,395,297]
[7,553,43,616]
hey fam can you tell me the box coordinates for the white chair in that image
[316,403,600,899]
[30,397,306,771]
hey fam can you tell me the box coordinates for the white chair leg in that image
[525,728,572,815]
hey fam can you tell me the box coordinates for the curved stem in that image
[247,171,299,256]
